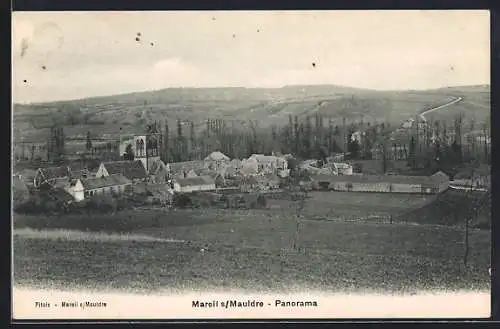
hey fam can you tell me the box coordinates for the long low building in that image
[65,174,132,201]
[311,171,449,194]
[173,175,216,194]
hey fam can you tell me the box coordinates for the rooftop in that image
[168,160,205,175]
[175,175,215,187]
[204,151,230,162]
[102,160,147,180]
[81,174,132,190]
[311,172,449,185]
[38,166,70,180]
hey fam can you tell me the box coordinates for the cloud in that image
[11,11,490,103]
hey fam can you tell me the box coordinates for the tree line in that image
[38,111,491,177]
[154,113,489,174]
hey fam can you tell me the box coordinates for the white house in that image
[173,175,216,194]
[241,158,259,175]
[333,163,353,175]
[249,154,288,173]
[204,151,230,162]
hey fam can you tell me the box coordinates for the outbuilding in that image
[311,171,449,194]
[173,175,216,194]
[66,174,132,201]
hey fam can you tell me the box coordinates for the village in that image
[12,119,468,216]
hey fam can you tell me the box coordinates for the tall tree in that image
[86,131,92,152]
[408,136,417,168]
[124,143,134,160]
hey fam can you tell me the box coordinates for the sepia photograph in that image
[12,10,491,320]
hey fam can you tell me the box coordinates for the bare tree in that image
[453,162,491,267]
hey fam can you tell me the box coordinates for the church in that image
[119,123,162,173]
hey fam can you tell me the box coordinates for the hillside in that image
[13,84,490,142]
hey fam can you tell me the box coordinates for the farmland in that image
[13,190,490,294]
[12,84,490,143]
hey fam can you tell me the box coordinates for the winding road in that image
[418,96,463,122]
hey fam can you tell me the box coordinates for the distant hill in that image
[12,84,490,142]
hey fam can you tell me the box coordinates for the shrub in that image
[257,194,268,208]
[86,195,117,214]
[173,193,192,208]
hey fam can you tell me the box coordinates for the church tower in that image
[134,123,161,173]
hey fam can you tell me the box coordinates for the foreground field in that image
[14,204,490,294]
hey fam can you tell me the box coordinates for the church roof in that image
[102,160,147,180]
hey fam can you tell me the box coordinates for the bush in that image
[173,193,193,208]
[257,194,268,208]
[86,195,117,214]
[13,194,69,215]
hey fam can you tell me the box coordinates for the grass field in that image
[13,191,491,294]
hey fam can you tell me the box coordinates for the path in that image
[419,96,463,122]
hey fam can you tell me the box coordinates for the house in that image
[277,169,290,178]
[173,175,216,194]
[241,158,259,175]
[311,171,450,194]
[249,154,288,172]
[229,159,243,169]
[33,166,71,188]
[66,174,132,201]
[239,175,259,193]
[203,151,230,173]
[224,166,238,178]
[96,160,147,183]
[429,171,450,193]
[168,160,206,180]
[332,163,353,175]
[68,163,91,179]
[327,153,345,163]
[148,159,169,184]
[204,151,230,162]
[144,184,174,206]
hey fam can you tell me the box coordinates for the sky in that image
[12,10,490,103]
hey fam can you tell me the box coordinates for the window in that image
[139,139,145,157]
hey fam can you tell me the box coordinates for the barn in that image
[311,171,449,194]
[173,175,216,194]
[65,174,132,201]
